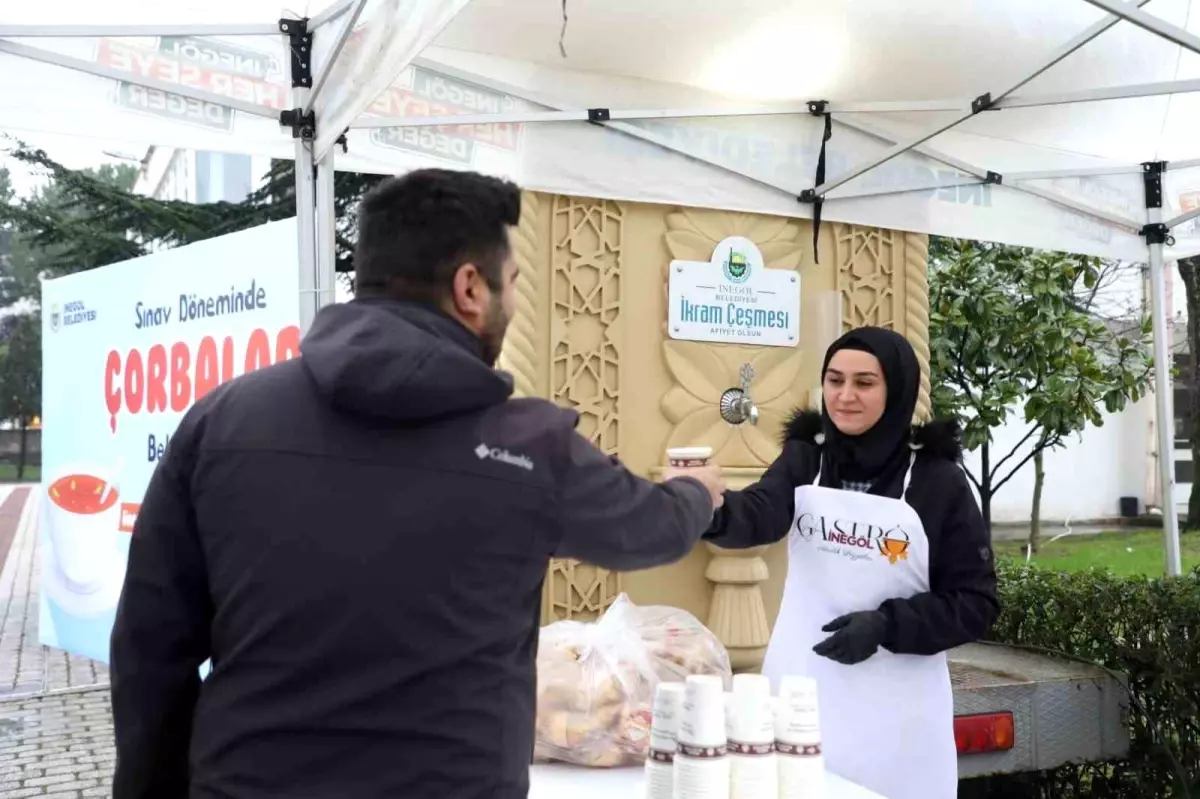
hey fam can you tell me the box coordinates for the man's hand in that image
[663,463,726,510]
[812,610,888,665]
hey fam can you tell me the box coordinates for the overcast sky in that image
[2,128,148,198]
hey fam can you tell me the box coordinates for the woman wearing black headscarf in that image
[702,326,998,799]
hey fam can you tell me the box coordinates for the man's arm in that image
[110,417,211,799]
[702,445,805,550]
[554,431,717,571]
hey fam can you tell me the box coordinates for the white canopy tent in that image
[2,0,1198,574]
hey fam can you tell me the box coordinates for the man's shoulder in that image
[471,397,579,465]
[495,397,578,428]
[166,358,309,451]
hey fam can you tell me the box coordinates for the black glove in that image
[812,610,888,665]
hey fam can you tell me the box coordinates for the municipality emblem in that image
[722,249,751,283]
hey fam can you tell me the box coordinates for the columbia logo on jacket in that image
[475,442,535,471]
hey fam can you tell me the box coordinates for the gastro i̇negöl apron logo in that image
[795,512,911,564]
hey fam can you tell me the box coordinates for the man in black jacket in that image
[109,169,725,799]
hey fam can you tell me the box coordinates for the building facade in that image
[134,146,271,204]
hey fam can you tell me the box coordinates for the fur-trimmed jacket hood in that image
[781,409,964,463]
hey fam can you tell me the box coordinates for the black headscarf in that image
[819,326,920,495]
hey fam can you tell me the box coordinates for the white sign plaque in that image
[668,236,801,347]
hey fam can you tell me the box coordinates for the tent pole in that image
[0,39,278,119]
[1012,183,1142,231]
[1081,0,1200,57]
[827,176,987,200]
[1006,165,1146,181]
[1165,206,1200,231]
[291,51,320,333]
[1167,158,1200,171]
[305,0,369,114]
[1143,162,1184,576]
[309,0,360,31]
[833,113,1144,230]
[350,99,969,129]
[0,23,277,36]
[315,149,337,311]
[294,137,320,333]
[1000,77,1200,110]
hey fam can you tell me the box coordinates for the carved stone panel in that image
[836,224,897,330]
[497,191,547,399]
[833,223,931,422]
[542,195,625,622]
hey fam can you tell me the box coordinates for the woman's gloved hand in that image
[812,610,888,665]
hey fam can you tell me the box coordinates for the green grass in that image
[994,529,1200,577]
[0,463,40,483]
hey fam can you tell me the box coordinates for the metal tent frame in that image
[0,0,1191,574]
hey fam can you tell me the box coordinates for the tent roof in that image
[6,0,1200,260]
[437,0,1200,163]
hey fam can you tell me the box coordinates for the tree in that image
[0,311,41,479]
[248,158,386,285]
[1,139,386,286]
[1,141,271,279]
[929,238,1154,540]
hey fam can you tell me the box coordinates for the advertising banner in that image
[39,219,300,663]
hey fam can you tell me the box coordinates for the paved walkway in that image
[0,488,115,798]
[990,522,1111,542]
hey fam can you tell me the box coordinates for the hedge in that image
[959,559,1200,798]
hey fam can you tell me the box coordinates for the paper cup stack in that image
[645,683,686,799]
[726,674,777,799]
[673,674,730,799]
[774,676,826,799]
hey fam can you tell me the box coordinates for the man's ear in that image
[449,262,487,322]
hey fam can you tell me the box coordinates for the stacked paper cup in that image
[673,674,730,799]
[727,674,777,799]
[774,676,826,799]
[645,683,686,799]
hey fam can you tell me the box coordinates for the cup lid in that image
[667,446,714,459]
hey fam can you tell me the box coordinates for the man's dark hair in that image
[354,168,521,303]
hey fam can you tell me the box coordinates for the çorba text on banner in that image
[39,219,301,664]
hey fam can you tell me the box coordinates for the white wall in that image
[960,395,1152,523]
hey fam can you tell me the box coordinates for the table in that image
[529,763,885,798]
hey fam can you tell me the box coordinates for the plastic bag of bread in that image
[534,593,731,767]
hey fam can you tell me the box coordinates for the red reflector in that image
[954,712,1015,755]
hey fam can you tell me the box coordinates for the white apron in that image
[761,454,957,799]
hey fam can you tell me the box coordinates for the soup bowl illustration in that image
[44,465,121,595]
[878,530,911,565]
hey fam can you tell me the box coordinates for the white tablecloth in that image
[529,763,885,798]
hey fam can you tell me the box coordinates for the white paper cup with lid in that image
[666,446,713,468]
[726,674,775,799]
[774,676,825,799]
[673,675,730,799]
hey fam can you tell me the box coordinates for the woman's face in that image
[823,348,887,436]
